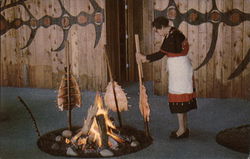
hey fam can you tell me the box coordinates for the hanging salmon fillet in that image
[103,45,128,127]
[56,41,82,130]
[57,70,82,111]
[139,84,150,122]
[135,34,151,136]
[104,81,128,112]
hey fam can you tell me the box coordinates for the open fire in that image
[37,93,152,157]
[67,93,126,156]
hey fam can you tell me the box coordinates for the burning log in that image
[72,93,116,146]
[135,34,151,137]
[71,104,98,144]
[96,114,108,148]
[107,130,126,143]
[71,92,127,151]
[82,104,98,135]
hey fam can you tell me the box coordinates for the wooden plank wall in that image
[105,0,121,82]
[127,0,144,82]
[0,0,107,91]
[142,1,154,81]
[243,0,250,99]
[152,0,169,95]
[144,0,250,100]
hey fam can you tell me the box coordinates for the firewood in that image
[96,114,108,148]
[72,104,98,143]
[82,104,98,135]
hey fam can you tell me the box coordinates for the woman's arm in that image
[136,51,166,63]
[146,51,165,62]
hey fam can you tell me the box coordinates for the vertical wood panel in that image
[127,0,135,81]
[142,0,153,81]
[231,0,244,98]
[187,0,199,96]
[197,0,208,97]
[14,5,22,87]
[213,0,224,97]
[204,1,215,97]
[51,0,63,88]
[222,0,233,98]
[70,0,80,82]
[153,0,169,95]
[7,6,17,86]
[178,0,188,36]
[0,34,6,86]
[243,0,250,99]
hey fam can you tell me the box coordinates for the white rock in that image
[100,149,114,157]
[55,135,62,142]
[66,147,78,156]
[62,130,72,138]
[108,137,119,150]
[130,141,139,147]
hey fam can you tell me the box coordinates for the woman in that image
[136,16,197,139]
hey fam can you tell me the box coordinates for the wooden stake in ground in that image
[17,96,41,137]
[57,41,82,131]
[104,45,129,127]
[135,34,151,137]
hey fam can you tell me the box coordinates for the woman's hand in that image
[136,52,148,63]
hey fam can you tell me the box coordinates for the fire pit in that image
[37,126,152,157]
[37,94,152,157]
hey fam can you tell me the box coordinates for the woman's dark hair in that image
[152,16,169,29]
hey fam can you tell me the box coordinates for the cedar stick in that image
[17,96,41,137]
[104,45,123,127]
[134,34,150,137]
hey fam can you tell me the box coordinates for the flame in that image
[81,93,124,148]
[72,136,78,142]
[65,138,71,144]
[96,94,116,129]
[87,94,103,147]
[78,137,87,145]
[89,119,102,147]
[107,131,125,143]
[97,108,116,129]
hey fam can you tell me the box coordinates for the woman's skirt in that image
[167,55,197,113]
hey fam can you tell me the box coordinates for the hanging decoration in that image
[0,0,104,51]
